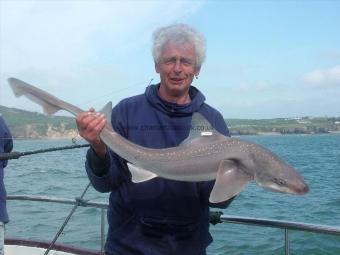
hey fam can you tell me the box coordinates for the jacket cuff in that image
[86,147,111,176]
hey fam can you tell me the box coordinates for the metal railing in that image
[7,195,340,255]
[7,195,108,254]
[211,212,340,255]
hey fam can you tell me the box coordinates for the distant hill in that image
[0,105,77,138]
[1,105,340,138]
[227,116,340,135]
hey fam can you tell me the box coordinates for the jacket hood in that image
[145,84,206,117]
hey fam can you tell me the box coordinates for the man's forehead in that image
[160,41,196,56]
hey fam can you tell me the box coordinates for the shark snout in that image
[295,182,309,194]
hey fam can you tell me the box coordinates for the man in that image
[0,116,13,255]
[76,24,234,255]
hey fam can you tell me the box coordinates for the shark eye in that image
[273,178,286,186]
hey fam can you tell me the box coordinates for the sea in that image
[4,134,340,255]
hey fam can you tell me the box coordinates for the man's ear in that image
[195,66,201,76]
[155,62,160,73]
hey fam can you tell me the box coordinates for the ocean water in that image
[4,134,340,254]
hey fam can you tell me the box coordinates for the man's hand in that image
[76,108,107,158]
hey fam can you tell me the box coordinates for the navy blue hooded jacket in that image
[0,116,13,223]
[86,84,233,255]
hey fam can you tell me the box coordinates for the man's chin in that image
[168,84,187,93]
[169,81,185,87]
[160,81,191,97]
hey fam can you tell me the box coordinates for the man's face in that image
[155,41,200,98]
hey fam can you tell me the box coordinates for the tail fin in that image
[8,78,63,115]
[8,77,82,116]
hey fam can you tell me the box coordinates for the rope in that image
[0,144,90,160]
[44,182,91,255]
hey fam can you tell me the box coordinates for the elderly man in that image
[76,24,234,255]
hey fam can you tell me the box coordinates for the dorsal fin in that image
[100,102,113,131]
[180,112,223,145]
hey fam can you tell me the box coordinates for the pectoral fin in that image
[209,160,253,203]
[127,162,158,183]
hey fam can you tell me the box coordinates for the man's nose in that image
[173,60,182,73]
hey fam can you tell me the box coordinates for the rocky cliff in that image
[0,105,78,139]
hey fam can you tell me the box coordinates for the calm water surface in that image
[5,134,340,254]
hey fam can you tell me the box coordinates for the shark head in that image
[249,145,309,195]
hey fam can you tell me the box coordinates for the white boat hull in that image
[5,238,102,255]
[5,245,77,255]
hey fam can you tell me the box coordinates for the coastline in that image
[12,131,340,140]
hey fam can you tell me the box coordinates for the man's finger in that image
[85,113,106,132]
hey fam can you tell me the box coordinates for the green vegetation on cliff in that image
[227,117,340,135]
[0,105,77,138]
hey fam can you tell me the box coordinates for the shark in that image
[8,77,309,203]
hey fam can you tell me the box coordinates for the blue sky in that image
[1,0,339,118]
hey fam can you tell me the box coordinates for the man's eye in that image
[164,58,175,64]
[182,59,193,66]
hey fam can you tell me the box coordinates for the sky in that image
[0,0,339,119]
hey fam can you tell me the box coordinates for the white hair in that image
[152,24,206,68]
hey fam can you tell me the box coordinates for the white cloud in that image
[302,65,340,87]
[1,0,204,73]
[0,0,205,110]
